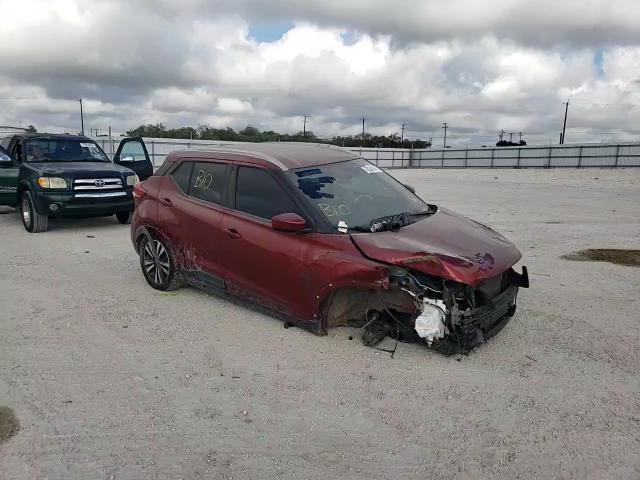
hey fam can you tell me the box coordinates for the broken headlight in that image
[414,301,447,344]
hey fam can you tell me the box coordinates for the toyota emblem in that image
[94,179,105,187]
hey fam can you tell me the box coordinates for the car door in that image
[113,137,154,181]
[157,159,230,291]
[219,165,313,318]
[0,144,19,207]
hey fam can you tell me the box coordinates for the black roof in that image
[172,142,360,170]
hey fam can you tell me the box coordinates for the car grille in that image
[476,273,503,300]
[73,178,127,198]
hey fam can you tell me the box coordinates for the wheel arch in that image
[16,181,30,201]
[133,225,174,254]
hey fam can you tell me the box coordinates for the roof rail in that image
[172,146,289,170]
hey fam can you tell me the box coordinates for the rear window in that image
[189,162,227,205]
[171,161,193,194]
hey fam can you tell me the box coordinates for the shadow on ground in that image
[561,249,640,267]
[0,407,19,443]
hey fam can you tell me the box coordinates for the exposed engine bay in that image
[324,265,530,355]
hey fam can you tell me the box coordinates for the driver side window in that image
[235,167,301,220]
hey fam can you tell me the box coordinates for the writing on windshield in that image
[287,158,426,230]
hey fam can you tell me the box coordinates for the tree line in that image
[125,123,432,149]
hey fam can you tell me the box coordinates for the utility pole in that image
[78,99,84,136]
[499,129,505,142]
[561,99,569,144]
[401,123,405,143]
[303,115,307,138]
[519,132,523,142]
[509,132,514,143]
[361,118,365,148]
[442,123,448,149]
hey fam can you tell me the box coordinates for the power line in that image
[0,96,43,101]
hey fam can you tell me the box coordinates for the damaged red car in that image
[131,143,528,355]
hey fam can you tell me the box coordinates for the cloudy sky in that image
[1,0,639,146]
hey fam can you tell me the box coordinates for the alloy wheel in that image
[143,239,170,285]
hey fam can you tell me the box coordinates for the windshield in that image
[25,138,110,163]
[287,158,428,231]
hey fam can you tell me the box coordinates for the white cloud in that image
[0,0,639,145]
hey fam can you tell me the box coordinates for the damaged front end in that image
[426,267,529,354]
[343,265,529,355]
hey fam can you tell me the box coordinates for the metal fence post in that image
[464,149,468,168]
[614,144,620,167]
[577,146,583,168]
[547,147,552,168]
[392,150,395,168]
[490,148,494,168]
[151,140,155,167]
[375,149,379,167]
[441,148,445,168]
[516,148,521,168]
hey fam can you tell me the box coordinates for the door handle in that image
[226,228,243,239]
[160,197,173,207]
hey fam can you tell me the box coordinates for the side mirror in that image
[272,213,307,232]
[404,184,416,194]
[120,155,135,163]
[0,153,11,164]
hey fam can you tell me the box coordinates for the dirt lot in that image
[1,168,639,479]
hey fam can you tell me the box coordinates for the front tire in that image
[139,235,182,291]
[115,210,132,224]
[21,191,48,233]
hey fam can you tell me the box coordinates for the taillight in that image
[133,182,147,200]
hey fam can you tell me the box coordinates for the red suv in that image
[131,143,528,354]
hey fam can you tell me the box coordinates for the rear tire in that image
[139,235,182,291]
[20,191,48,233]
[115,210,132,224]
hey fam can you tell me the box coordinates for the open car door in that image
[113,137,153,181]
[0,145,19,207]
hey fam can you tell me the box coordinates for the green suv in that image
[0,133,152,232]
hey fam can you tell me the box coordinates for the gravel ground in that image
[1,168,639,480]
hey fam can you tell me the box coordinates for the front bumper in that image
[431,267,529,355]
[33,190,134,217]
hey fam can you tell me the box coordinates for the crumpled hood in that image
[350,208,522,286]
[29,161,134,177]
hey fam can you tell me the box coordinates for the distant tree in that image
[496,140,527,147]
[123,123,433,148]
[239,126,260,137]
[26,125,37,133]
